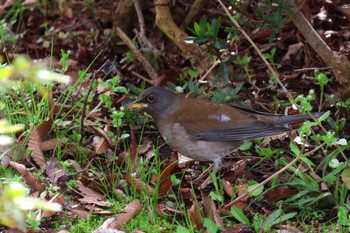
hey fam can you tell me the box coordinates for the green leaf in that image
[176,226,190,233]
[211,17,221,37]
[261,209,282,229]
[203,218,220,233]
[230,206,250,225]
[194,22,201,35]
[262,211,297,229]
[319,111,330,122]
[247,182,264,196]
[300,156,316,168]
[315,71,329,88]
[187,69,199,78]
[239,141,252,151]
[209,191,223,202]
[289,141,300,156]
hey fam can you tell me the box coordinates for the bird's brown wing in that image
[174,99,287,141]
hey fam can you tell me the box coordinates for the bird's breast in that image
[157,121,240,163]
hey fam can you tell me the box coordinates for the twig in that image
[116,27,158,84]
[131,71,154,85]
[294,67,331,72]
[133,0,145,36]
[133,0,161,57]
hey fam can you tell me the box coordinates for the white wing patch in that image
[208,114,231,122]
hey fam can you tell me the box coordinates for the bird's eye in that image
[147,94,156,102]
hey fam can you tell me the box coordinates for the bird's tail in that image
[276,112,325,125]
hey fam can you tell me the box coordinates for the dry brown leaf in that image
[94,210,119,216]
[41,138,63,151]
[281,42,304,64]
[37,119,53,139]
[9,161,45,193]
[202,194,224,227]
[157,160,177,195]
[68,159,84,172]
[222,159,249,184]
[22,0,38,6]
[180,188,195,200]
[232,201,248,210]
[28,125,46,167]
[91,136,109,154]
[188,199,203,230]
[128,124,138,165]
[45,158,66,183]
[92,125,113,146]
[222,179,233,197]
[134,230,146,233]
[124,174,154,195]
[153,202,166,217]
[267,186,298,202]
[78,196,113,207]
[94,200,143,231]
[137,138,152,154]
[76,180,106,201]
[0,0,16,10]
[114,200,143,229]
[42,193,65,218]
[70,208,92,218]
[0,147,14,168]
[62,7,73,19]
[92,218,125,233]
[237,183,249,202]
[84,204,104,212]
[221,224,245,233]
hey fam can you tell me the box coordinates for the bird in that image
[126,86,324,169]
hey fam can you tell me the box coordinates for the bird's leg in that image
[194,163,215,187]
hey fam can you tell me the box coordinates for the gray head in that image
[126,87,177,121]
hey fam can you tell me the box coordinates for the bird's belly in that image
[159,122,240,162]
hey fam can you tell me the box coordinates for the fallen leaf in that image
[9,161,45,193]
[76,180,106,201]
[188,199,203,230]
[78,196,113,207]
[28,125,46,167]
[45,158,66,183]
[157,160,177,195]
[124,174,154,195]
[237,183,249,202]
[137,138,152,154]
[222,179,234,197]
[114,200,143,229]
[267,186,298,202]
[91,136,110,154]
[202,193,224,227]
[92,218,126,233]
[221,224,246,233]
[36,119,53,140]
[41,138,63,151]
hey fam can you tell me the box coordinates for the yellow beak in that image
[125,102,148,110]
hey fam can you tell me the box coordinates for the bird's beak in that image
[125,102,148,110]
